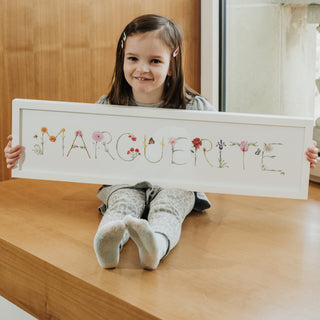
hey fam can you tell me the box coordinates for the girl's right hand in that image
[4,135,22,169]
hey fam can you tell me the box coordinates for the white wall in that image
[0,297,36,320]
[226,0,317,117]
[201,0,220,107]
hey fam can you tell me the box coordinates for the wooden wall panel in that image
[0,0,200,181]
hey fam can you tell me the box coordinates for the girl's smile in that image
[134,76,152,81]
[123,31,172,104]
[136,77,150,80]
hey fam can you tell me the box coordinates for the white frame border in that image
[12,99,313,199]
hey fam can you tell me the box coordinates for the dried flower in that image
[240,141,249,152]
[264,144,273,152]
[216,139,226,150]
[92,131,104,142]
[168,137,177,149]
[192,137,202,149]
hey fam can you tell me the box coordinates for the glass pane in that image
[226,1,318,118]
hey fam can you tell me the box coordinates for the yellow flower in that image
[41,127,48,133]
[49,136,56,142]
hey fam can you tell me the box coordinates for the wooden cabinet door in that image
[0,0,200,181]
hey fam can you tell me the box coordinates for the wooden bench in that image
[1,179,320,319]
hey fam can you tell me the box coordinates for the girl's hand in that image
[306,140,318,169]
[4,135,22,169]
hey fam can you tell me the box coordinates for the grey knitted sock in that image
[124,216,169,270]
[94,220,126,269]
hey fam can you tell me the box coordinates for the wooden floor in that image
[0,179,320,320]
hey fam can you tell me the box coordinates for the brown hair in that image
[107,14,196,109]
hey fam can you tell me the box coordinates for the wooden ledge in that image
[1,179,320,319]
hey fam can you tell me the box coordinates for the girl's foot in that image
[94,220,126,269]
[124,216,168,270]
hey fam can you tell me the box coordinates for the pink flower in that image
[76,130,83,137]
[168,137,177,149]
[92,131,104,142]
[240,141,249,152]
[192,138,202,149]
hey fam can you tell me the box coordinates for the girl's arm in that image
[4,135,22,169]
[306,140,318,169]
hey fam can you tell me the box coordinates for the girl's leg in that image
[94,188,145,268]
[125,188,195,270]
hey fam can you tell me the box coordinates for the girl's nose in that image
[137,62,149,73]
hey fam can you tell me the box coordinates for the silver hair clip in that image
[121,32,127,49]
[173,46,180,58]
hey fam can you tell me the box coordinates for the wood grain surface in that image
[1,179,320,319]
[0,0,201,181]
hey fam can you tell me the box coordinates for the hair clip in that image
[121,32,127,49]
[173,46,179,58]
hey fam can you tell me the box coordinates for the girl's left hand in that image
[306,140,318,169]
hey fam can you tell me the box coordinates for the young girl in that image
[4,14,319,270]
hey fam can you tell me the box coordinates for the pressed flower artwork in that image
[230,140,258,170]
[116,133,141,162]
[92,131,115,160]
[14,99,312,199]
[143,135,164,163]
[66,130,91,158]
[31,126,286,175]
[191,137,202,166]
[259,143,285,174]
[216,139,229,168]
[33,128,65,156]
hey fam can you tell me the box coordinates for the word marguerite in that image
[32,128,285,173]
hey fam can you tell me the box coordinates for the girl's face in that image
[123,31,172,104]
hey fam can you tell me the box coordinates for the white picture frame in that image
[12,99,313,199]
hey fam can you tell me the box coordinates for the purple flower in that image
[216,139,226,150]
[92,131,104,142]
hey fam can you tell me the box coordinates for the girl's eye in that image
[151,59,161,64]
[128,57,138,61]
